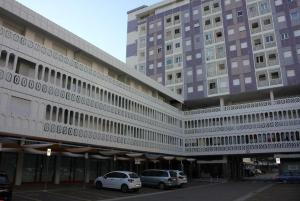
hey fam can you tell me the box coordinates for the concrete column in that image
[15,151,24,186]
[270,90,274,102]
[54,154,61,184]
[84,153,90,183]
[220,97,225,110]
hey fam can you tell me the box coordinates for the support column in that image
[15,151,24,186]
[54,154,61,185]
[270,90,274,102]
[84,153,90,183]
[220,97,225,111]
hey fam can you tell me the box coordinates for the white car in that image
[173,170,187,187]
[94,171,141,193]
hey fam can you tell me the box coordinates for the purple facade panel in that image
[127,19,138,33]
[126,43,137,57]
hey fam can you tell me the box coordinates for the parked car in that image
[141,169,177,190]
[275,172,300,183]
[0,172,12,201]
[172,170,187,187]
[94,171,141,193]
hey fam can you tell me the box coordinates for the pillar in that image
[54,154,61,184]
[15,151,24,186]
[220,97,225,110]
[270,90,274,102]
[84,153,90,183]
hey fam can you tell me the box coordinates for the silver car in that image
[172,170,188,187]
[140,169,177,189]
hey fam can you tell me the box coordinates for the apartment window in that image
[252,22,259,29]
[245,77,252,84]
[174,55,182,63]
[230,45,236,51]
[216,31,222,38]
[239,26,246,32]
[177,88,182,94]
[260,2,269,12]
[228,29,235,35]
[188,87,194,93]
[297,48,300,54]
[176,73,182,79]
[278,16,286,22]
[149,37,154,42]
[233,79,240,86]
[258,74,267,81]
[166,17,171,23]
[215,16,221,23]
[185,26,190,32]
[166,44,172,51]
[157,34,162,40]
[186,40,191,46]
[197,69,203,75]
[205,32,213,42]
[157,47,162,54]
[149,50,154,56]
[157,62,162,68]
[281,32,289,40]
[213,2,219,8]
[265,35,274,43]
[186,55,192,61]
[196,53,201,59]
[256,55,264,63]
[175,42,181,48]
[166,57,173,65]
[287,70,295,77]
[237,11,243,17]
[254,38,262,46]
[193,9,199,15]
[174,28,180,34]
[205,19,211,26]
[275,0,283,6]
[268,53,277,60]
[209,82,216,89]
[187,70,193,76]
[290,11,300,21]
[226,14,233,20]
[167,74,173,80]
[271,72,279,79]
[204,5,210,12]
[219,63,225,71]
[157,21,162,26]
[197,85,203,92]
[284,51,292,58]
[231,61,238,68]
[263,18,271,25]
[243,60,250,66]
[149,64,154,69]
[174,15,180,21]
[294,30,300,37]
[241,42,248,48]
[149,24,154,29]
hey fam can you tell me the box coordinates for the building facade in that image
[0,0,299,185]
[127,0,300,100]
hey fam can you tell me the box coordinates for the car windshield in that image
[129,173,139,178]
[169,171,177,177]
[0,174,9,184]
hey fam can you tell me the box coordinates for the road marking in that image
[232,183,274,201]
[98,183,219,201]
[46,191,91,201]
[14,193,42,201]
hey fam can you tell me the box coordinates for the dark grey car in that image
[140,169,177,189]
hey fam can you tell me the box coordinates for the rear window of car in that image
[169,171,177,177]
[0,174,9,184]
[129,173,139,178]
[178,171,185,176]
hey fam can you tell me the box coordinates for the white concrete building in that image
[0,0,299,185]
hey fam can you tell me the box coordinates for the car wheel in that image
[159,182,166,190]
[121,184,129,193]
[96,181,102,190]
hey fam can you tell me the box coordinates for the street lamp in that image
[44,148,51,192]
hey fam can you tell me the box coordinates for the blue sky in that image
[16,0,161,62]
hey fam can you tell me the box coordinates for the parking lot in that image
[13,180,207,201]
[12,181,300,201]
